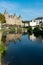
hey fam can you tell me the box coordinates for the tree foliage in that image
[0,13,6,23]
[27,26,32,35]
[9,26,15,33]
[27,26,32,32]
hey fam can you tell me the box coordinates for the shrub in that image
[9,26,15,33]
[17,27,22,33]
[0,13,6,23]
[33,25,43,37]
[33,25,40,33]
[0,42,7,54]
[27,26,32,34]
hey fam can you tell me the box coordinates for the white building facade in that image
[29,17,43,29]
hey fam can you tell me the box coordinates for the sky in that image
[0,0,43,20]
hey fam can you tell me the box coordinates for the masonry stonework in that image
[4,10,23,26]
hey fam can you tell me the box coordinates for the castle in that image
[4,10,23,26]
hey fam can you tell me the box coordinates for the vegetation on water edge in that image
[17,27,22,33]
[2,26,22,33]
[0,42,7,54]
[27,26,43,37]
[9,26,15,33]
[27,26,32,34]
[0,13,6,23]
[33,26,43,37]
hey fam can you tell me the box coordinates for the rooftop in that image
[35,17,43,20]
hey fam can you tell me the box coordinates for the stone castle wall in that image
[4,10,23,26]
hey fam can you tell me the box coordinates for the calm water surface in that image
[1,33,43,65]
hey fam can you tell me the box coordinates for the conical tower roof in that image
[4,10,8,14]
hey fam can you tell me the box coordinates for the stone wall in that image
[4,10,23,26]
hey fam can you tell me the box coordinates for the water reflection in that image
[1,33,22,46]
[0,54,1,65]
[0,31,3,42]
[0,31,43,65]
[29,34,43,43]
[0,31,7,65]
[0,31,2,65]
[1,32,43,44]
[29,34,36,41]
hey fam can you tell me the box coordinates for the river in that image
[0,32,43,65]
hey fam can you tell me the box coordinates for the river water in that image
[1,32,43,65]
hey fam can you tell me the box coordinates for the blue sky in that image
[0,0,43,20]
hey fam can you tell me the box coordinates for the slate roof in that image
[35,17,43,20]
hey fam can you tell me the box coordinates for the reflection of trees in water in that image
[28,33,43,42]
[1,33,22,65]
[1,51,8,65]
[0,54,1,65]
[0,31,9,65]
[34,33,40,37]
[1,31,43,45]
[0,44,7,65]
[1,35,6,43]
[2,59,10,65]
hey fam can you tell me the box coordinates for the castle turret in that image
[17,15,22,26]
[19,15,22,20]
[14,13,17,19]
[4,10,9,18]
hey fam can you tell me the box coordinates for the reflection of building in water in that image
[29,34,43,43]
[6,33,22,42]
[29,34,36,41]
[2,33,22,45]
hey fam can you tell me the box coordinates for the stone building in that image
[4,10,23,27]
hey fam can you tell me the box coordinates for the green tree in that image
[0,13,6,23]
[9,26,15,33]
[17,27,22,33]
[33,25,40,37]
[27,26,32,35]
[33,25,40,33]
[27,26,32,32]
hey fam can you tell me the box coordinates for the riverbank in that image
[27,26,43,37]
[0,41,7,54]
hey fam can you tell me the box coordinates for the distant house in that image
[22,21,30,27]
[41,22,43,29]
[29,17,43,29]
